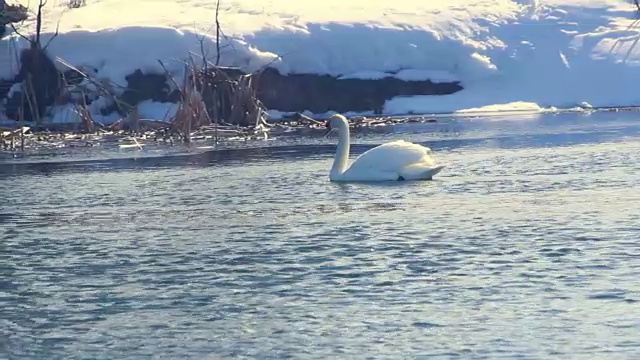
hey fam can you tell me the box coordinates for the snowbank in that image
[0,26,278,87]
[2,0,640,119]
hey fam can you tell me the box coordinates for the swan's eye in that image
[325,121,331,129]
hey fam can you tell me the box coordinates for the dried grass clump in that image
[160,55,267,143]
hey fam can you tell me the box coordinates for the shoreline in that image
[2,105,638,156]
[2,102,636,131]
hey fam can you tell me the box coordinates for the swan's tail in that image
[400,163,447,181]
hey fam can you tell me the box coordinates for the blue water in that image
[2,110,640,359]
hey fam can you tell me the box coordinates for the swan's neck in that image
[330,122,350,179]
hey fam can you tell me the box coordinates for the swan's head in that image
[323,114,348,137]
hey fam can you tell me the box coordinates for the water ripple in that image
[2,119,640,358]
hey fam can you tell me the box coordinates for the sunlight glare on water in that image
[1,111,640,359]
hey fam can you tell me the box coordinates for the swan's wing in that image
[347,140,436,174]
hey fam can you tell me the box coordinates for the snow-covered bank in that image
[2,0,640,121]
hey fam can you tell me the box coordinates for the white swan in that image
[324,114,447,182]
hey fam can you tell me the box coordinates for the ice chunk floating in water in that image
[324,114,446,182]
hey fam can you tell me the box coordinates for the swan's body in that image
[326,114,446,182]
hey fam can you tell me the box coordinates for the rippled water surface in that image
[2,111,640,359]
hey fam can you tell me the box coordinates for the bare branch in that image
[254,53,285,74]
[34,0,47,46]
[9,22,32,43]
[215,0,221,65]
[42,19,60,51]
[194,30,208,71]
[157,59,185,101]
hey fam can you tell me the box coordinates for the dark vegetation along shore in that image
[0,0,461,151]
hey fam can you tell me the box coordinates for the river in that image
[1,110,639,358]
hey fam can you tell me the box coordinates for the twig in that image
[9,22,31,43]
[42,19,61,52]
[215,0,221,66]
[35,0,49,47]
